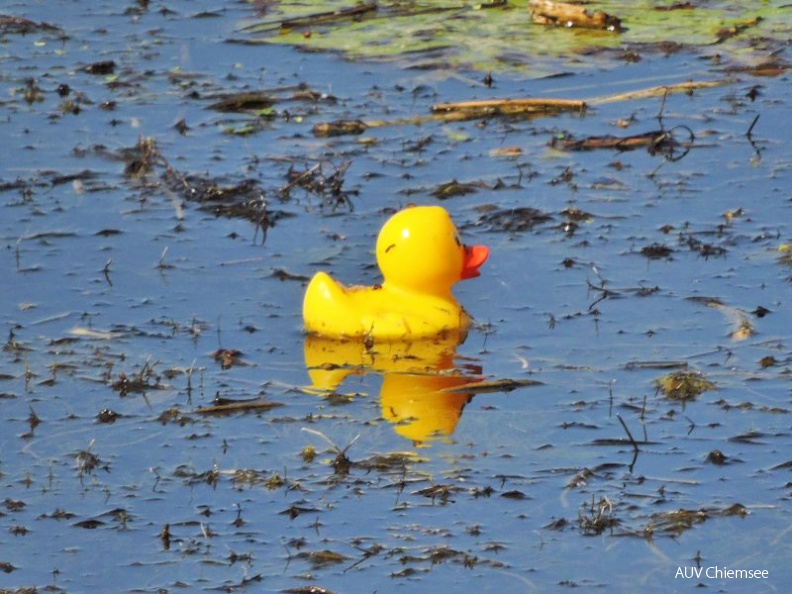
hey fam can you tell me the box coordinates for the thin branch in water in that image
[102,258,113,286]
[587,80,730,105]
[657,87,668,128]
[616,414,640,454]
[157,246,172,270]
[302,427,360,475]
[301,427,360,455]
[746,113,762,163]
[746,113,760,137]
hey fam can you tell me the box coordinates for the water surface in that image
[1,2,790,593]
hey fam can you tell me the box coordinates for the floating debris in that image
[655,370,716,401]
[110,361,162,396]
[645,504,747,537]
[578,496,618,536]
[528,0,622,32]
[195,394,282,415]
[284,586,337,594]
[432,97,586,118]
[81,60,116,76]
[207,91,277,113]
[166,171,270,227]
[312,119,367,137]
[624,360,688,370]
[0,14,62,34]
[687,297,756,341]
[157,407,195,426]
[357,451,428,472]
[297,549,350,569]
[706,450,728,465]
[302,428,360,476]
[75,440,109,479]
[475,206,553,233]
[640,243,674,260]
[96,409,121,424]
[441,378,541,395]
[278,161,355,209]
[430,179,485,200]
[714,17,764,44]
[69,327,121,340]
[551,128,694,160]
[211,348,244,369]
[758,356,776,368]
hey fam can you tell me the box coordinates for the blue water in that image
[1,1,790,593]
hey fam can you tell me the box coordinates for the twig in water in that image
[746,114,762,163]
[746,113,760,137]
[587,80,729,105]
[102,259,113,286]
[586,279,617,311]
[616,414,640,454]
[157,247,172,270]
[432,97,586,115]
[302,427,360,475]
[617,414,641,473]
[657,87,669,127]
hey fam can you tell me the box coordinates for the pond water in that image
[1,2,790,593]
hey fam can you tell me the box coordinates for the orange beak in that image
[461,244,489,279]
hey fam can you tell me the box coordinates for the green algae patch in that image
[239,1,792,73]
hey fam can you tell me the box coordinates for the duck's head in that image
[375,205,488,297]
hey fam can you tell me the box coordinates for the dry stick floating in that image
[554,130,667,151]
[195,399,282,415]
[440,377,542,395]
[433,80,730,115]
[431,97,587,115]
[313,99,584,136]
[586,80,730,105]
[554,125,695,162]
[311,80,732,136]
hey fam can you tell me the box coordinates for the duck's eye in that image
[384,243,396,253]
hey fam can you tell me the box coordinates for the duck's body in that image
[302,205,488,340]
[304,272,468,339]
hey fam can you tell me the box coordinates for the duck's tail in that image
[302,271,351,336]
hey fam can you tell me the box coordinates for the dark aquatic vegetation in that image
[279,161,356,208]
[0,0,790,593]
[578,495,619,536]
[476,206,553,233]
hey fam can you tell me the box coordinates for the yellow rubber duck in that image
[303,205,488,340]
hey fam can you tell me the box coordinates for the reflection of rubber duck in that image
[304,335,481,444]
[304,334,460,390]
[303,205,488,340]
[380,372,473,443]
